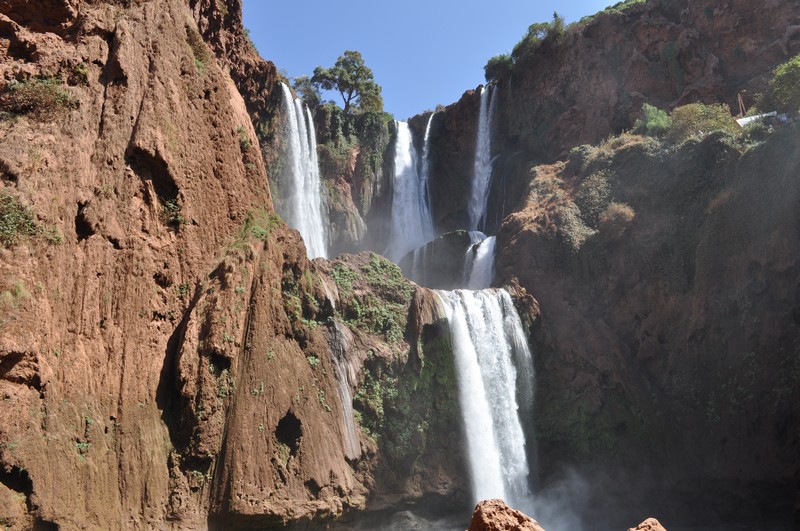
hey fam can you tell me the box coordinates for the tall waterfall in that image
[278,83,327,259]
[465,235,496,289]
[435,288,534,509]
[328,320,361,461]
[468,85,498,231]
[386,120,435,261]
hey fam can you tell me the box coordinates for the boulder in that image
[628,517,668,531]
[467,499,545,531]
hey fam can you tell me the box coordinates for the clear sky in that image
[243,1,613,120]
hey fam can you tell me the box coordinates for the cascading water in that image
[465,235,496,289]
[386,120,435,262]
[278,83,328,259]
[435,288,534,510]
[468,85,499,232]
[328,320,361,461]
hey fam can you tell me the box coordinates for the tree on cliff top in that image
[311,51,383,114]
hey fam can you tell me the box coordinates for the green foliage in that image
[292,75,321,108]
[484,54,514,82]
[311,50,383,113]
[0,280,30,309]
[485,12,565,81]
[666,103,737,144]
[186,26,212,77]
[362,253,415,302]
[575,172,611,228]
[333,254,415,343]
[0,194,38,247]
[633,103,672,137]
[331,262,358,295]
[511,12,565,63]
[162,198,186,227]
[579,0,647,24]
[70,63,89,86]
[1,78,77,120]
[352,331,460,466]
[237,208,281,242]
[759,54,800,115]
[236,126,252,151]
[357,82,384,113]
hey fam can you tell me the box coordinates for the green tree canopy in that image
[291,75,321,108]
[311,50,382,114]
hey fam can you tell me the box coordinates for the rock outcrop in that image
[496,126,800,522]
[416,1,800,235]
[629,518,668,531]
[0,0,468,528]
[467,499,545,531]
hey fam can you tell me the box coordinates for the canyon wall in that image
[0,0,466,528]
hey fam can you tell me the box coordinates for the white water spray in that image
[278,83,327,259]
[468,85,499,231]
[465,235,497,289]
[435,288,534,510]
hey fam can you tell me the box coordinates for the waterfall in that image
[278,83,328,259]
[468,85,499,232]
[465,235,496,289]
[420,113,435,221]
[386,121,435,262]
[328,320,361,461]
[435,288,534,510]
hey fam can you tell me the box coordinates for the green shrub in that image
[0,194,38,246]
[236,126,252,151]
[666,103,737,144]
[1,78,77,120]
[759,54,800,115]
[511,12,566,64]
[633,103,672,137]
[575,172,611,228]
[162,199,184,226]
[484,54,514,82]
[186,26,212,77]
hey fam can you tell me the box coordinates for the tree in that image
[291,75,321,109]
[484,54,514,82]
[311,50,382,114]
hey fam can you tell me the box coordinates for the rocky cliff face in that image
[496,126,800,523]
[415,0,800,235]
[0,1,466,529]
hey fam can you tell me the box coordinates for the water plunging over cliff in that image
[465,235,496,289]
[386,120,435,262]
[468,85,498,232]
[435,288,534,510]
[278,83,328,259]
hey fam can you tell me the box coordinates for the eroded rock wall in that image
[0,1,466,529]
[419,0,800,234]
[496,127,800,522]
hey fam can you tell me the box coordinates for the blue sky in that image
[243,1,613,120]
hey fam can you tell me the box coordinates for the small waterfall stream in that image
[464,235,496,289]
[278,83,328,259]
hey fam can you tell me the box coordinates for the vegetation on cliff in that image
[758,53,800,115]
[311,50,383,114]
